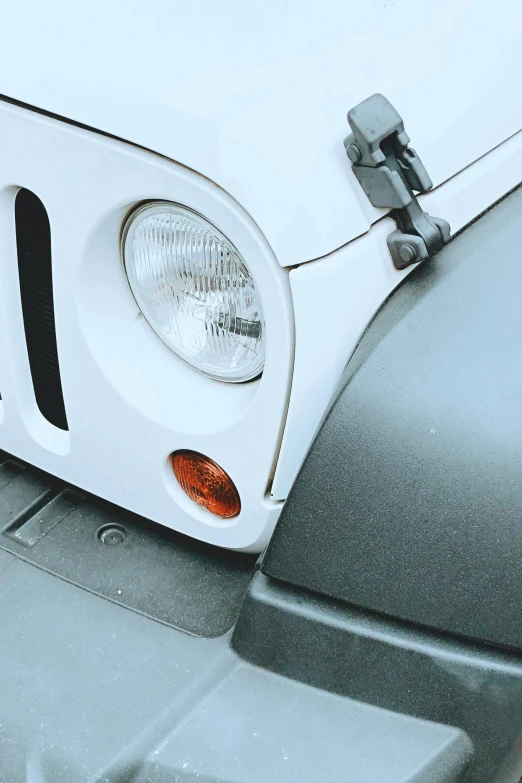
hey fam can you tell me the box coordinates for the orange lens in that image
[171,451,241,518]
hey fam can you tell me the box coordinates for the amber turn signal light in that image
[171,451,241,518]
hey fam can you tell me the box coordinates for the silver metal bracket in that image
[344,93,450,270]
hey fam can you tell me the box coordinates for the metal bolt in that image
[399,243,417,264]
[98,524,126,546]
[346,143,362,164]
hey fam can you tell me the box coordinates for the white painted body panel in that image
[1,2,522,550]
[0,102,293,552]
[0,0,521,265]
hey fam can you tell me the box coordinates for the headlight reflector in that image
[122,202,265,381]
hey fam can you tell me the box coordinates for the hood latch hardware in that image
[344,93,450,269]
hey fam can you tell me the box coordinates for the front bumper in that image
[0,452,471,783]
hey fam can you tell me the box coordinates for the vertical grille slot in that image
[15,189,68,431]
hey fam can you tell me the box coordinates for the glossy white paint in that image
[271,128,522,499]
[0,101,294,552]
[0,0,521,266]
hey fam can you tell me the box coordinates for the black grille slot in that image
[15,189,68,430]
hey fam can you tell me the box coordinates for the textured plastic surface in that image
[264,184,522,651]
[0,454,255,637]
[133,664,469,783]
[233,573,522,783]
[0,463,470,782]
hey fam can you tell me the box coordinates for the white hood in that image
[1,0,521,266]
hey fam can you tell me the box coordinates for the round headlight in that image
[122,202,265,382]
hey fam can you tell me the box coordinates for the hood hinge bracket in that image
[344,93,450,269]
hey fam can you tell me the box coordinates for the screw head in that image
[346,143,362,164]
[98,524,126,546]
[399,243,417,264]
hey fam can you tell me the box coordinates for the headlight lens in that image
[122,202,265,382]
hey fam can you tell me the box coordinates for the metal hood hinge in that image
[344,93,450,269]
